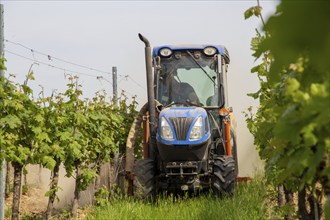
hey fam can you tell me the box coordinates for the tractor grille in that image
[169,117,194,140]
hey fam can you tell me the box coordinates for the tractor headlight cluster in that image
[203,46,217,56]
[159,48,172,57]
[160,117,174,141]
[189,116,204,141]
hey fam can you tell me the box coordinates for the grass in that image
[88,177,270,220]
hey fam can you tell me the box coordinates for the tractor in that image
[125,34,238,199]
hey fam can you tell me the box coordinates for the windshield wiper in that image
[186,50,215,84]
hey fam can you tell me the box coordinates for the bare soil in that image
[5,186,90,219]
[5,186,47,219]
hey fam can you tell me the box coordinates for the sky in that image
[1,0,279,176]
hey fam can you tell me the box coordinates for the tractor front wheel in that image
[212,156,236,196]
[133,159,155,201]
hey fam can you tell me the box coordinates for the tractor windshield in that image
[156,51,223,107]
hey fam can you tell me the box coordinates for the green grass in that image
[88,178,270,220]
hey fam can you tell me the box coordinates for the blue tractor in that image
[126,34,238,198]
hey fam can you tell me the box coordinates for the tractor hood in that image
[157,107,210,146]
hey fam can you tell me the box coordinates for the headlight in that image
[189,116,204,140]
[159,48,172,57]
[160,117,174,141]
[203,46,217,56]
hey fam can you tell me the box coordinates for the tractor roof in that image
[153,44,230,64]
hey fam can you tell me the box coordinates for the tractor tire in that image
[232,143,239,177]
[133,159,155,200]
[212,155,236,196]
[230,129,239,177]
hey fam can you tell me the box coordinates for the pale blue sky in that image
[1,0,279,175]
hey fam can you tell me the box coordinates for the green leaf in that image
[253,6,262,17]
[301,123,318,147]
[244,7,254,20]
[285,78,300,95]
[0,115,22,129]
[35,114,43,123]
[42,156,56,170]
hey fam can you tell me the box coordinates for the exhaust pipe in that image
[138,33,156,160]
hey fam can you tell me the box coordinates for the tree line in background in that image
[245,0,329,219]
[0,59,140,219]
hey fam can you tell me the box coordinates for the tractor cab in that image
[153,45,230,108]
[152,45,233,157]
